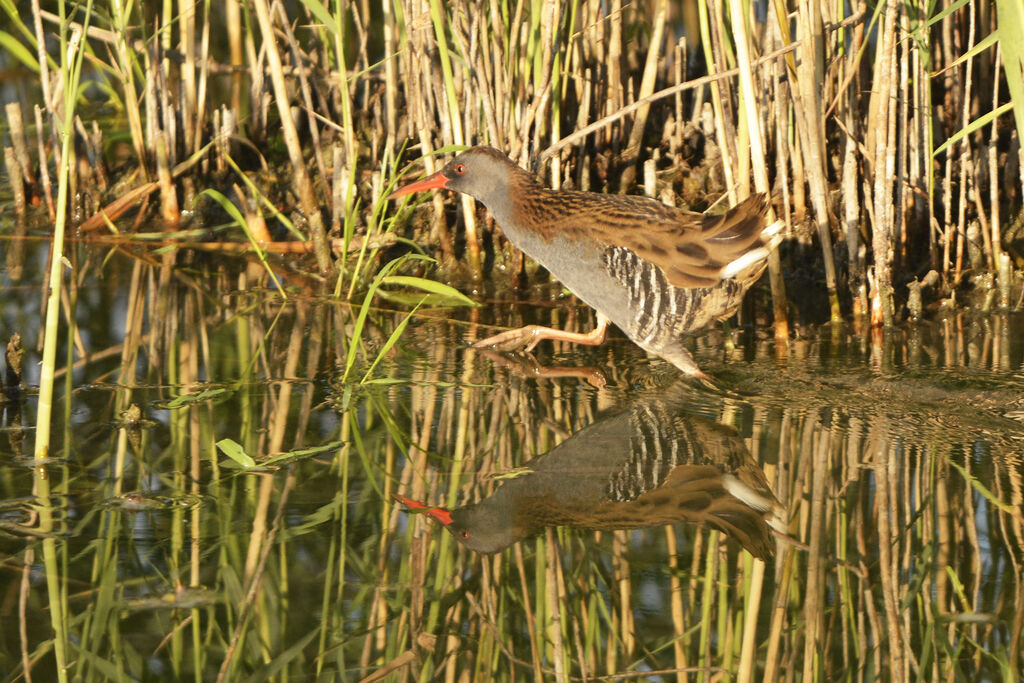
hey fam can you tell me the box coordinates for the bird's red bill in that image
[387,171,450,200]
[392,493,454,526]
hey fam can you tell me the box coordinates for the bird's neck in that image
[480,167,543,229]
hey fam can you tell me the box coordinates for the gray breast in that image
[503,228,636,328]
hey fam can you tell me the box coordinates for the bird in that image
[394,383,786,559]
[388,146,783,377]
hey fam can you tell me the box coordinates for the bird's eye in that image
[455,163,466,175]
[459,529,470,540]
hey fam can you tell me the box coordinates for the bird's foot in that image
[472,325,552,352]
[474,347,608,388]
[473,315,610,353]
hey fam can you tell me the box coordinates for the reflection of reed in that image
[5,267,1024,680]
[388,313,1024,680]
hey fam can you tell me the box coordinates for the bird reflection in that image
[396,384,786,559]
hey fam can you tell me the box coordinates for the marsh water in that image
[2,238,1023,681]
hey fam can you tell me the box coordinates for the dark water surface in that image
[1,240,1023,681]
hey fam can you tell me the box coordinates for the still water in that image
[1,242,1022,681]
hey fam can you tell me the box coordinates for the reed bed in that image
[2,0,1023,321]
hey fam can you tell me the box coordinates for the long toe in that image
[472,326,542,351]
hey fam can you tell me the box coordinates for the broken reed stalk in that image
[251,0,331,273]
[841,115,867,317]
[154,120,180,226]
[700,0,739,200]
[617,0,667,193]
[4,145,27,217]
[320,0,358,253]
[869,0,899,327]
[33,106,56,220]
[5,103,33,191]
[281,6,326,194]
[989,53,1004,282]
[793,0,841,322]
[730,0,790,342]
[953,3,979,286]
[107,0,148,177]
[427,0,482,277]
[180,0,199,159]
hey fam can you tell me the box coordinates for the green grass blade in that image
[216,438,257,469]
[380,275,479,307]
[0,30,39,70]
[997,0,1024,149]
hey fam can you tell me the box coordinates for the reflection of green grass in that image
[341,253,477,385]
[29,4,99,682]
[198,188,287,297]
[9,300,1024,678]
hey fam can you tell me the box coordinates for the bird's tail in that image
[718,217,783,281]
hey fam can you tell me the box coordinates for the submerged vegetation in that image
[2,0,1024,681]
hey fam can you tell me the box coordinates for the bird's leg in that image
[474,347,608,387]
[473,313,610,353]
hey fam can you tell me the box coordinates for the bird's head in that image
[393,493,526,554]
[387,146,520,206]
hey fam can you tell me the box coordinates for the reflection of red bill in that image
[386,171,451,200]
[391,493,453,526]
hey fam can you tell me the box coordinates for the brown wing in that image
[536,192,771,289]
[610,193,771,288]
